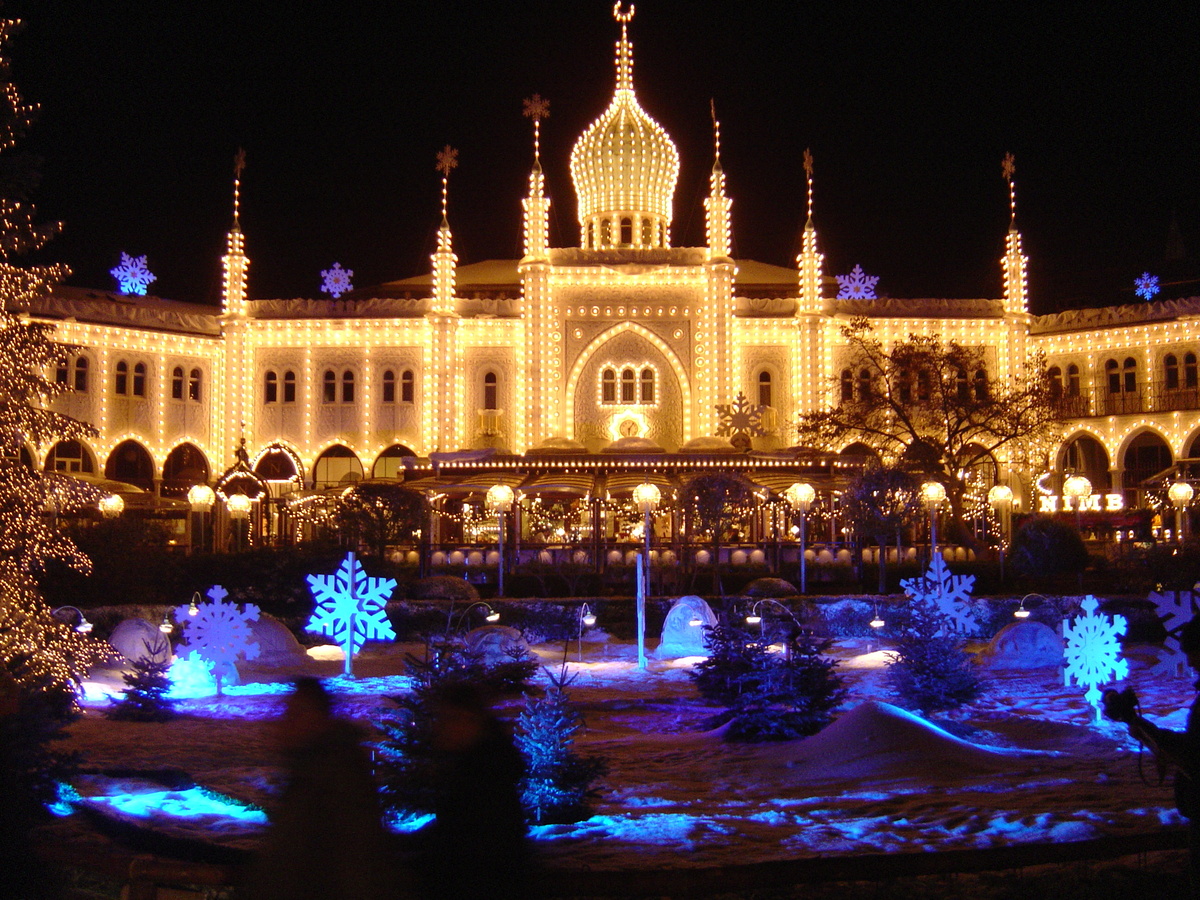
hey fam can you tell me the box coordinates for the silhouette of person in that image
[1105,617,1200,896]
[247,677,401,900]
[417,681,533,900]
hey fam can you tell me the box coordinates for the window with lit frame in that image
[599,364,657,407]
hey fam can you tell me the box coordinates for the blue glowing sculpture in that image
[320,261,354,298]
[835,264,879,300]
[173,585,261,696]
[900,556,978,636]
[1063,595,1128,723]
[110,251,157,295]
[306,551,396,677]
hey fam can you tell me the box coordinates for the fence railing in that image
[1053,379,1200,418]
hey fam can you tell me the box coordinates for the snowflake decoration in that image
[1134,272,1159,300]
[173,585,260,695]
[306,551,396,677]
[1063,595,1129,723]
[320,262,354,298]
[1148,589,1199,678]
[715,392,768,439]
[900,556,978,636]
[110,252,157,296]
[835,264,880,300]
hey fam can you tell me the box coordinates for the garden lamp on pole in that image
[486,484,515,597]
[1169,480,1194,544]
[632,482,660,671]
[577,603,597,662]
[921,481,946,560]
[785,482,815,594]
[987,483,1013,582]
[188,484,216,554]
[98,494,124,519]
[226,493,252,552]
[1062,474,1091,535]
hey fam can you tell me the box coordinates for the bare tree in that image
[335,482,427,560]
[842,466,920,593]
[681,472,756,595]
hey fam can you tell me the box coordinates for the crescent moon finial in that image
[614,2,634,24]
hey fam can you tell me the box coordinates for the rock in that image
[247,614,307,666]
[653,595,717,659]
[744,577,798,599]
[464,625,529,664]
[410,576,480,603]
[982,620,1063,669]
[108,618,173,666]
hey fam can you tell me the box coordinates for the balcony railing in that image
[1052,379,1200,418]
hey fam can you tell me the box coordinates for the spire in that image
[221,148,249,316]
[522,95,551,260]
[1000,152,1028,315]
[705,100,731,259]
[796,148,823,315]
[614,2,634,93]
[431,145,458,315]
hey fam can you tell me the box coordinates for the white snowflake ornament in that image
[900,555,978,636]
[1148,589,1198,678]
[835,264,880,300]
[173,585,260,695]
[1063,595,1128,723]
[320,262,354,298]
[1134,272,1159,300]
[306,551,396,677]
[110,252,157,296]
[714,392,768,439]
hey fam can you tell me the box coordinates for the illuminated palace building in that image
[26,7,1200,551]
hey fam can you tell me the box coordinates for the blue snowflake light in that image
[110,252,157,296]
[306,551,396,677]
[835,264,879,300]
[320,262,354,298]
[1134,272,1159,300]
[173,585,261,696]
[1063,595,1128,724]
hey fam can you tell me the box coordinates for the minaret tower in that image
[794,148,825,413]
[704,103,732,260]
[425,146,461,452]
[1000,152,1029,317]
[220,150,251,472]
[521,94,555,446]
[699,104,736,436]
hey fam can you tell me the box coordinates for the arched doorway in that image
[162,443,210,498]
[105,440,155,491]
[1124,431,1173,496]
[1059,434,1112,491]
[372,444,417,479]
[44,440,96,475]
[313,445,364,489]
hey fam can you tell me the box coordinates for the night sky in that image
[8,1,1199,313]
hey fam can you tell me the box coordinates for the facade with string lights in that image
[23,6,1200,549]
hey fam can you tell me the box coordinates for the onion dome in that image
[570,4,679,250]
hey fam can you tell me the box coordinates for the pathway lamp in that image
[52,606,93,634]
[784,482,816,594]
[226,492,252,552]
[486,484,515,597]
[1169,480,1194,544]
[987,483,1014,581]
[98,494,124,519]
[188,484,216,553]
[577,603,597,662]
[632,482,660,670]
[921,481,946,559]
[1063,474,1091,534]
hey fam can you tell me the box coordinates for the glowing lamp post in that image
[188,484,216,554]
[987,484,1014,582]
[632,482,660,670]
[785,482,815,594]
[98,494,124,519]
[921,481,946,560]
[226,492,252,553]
[1169,480,1194,544]
[1063,474,1091,533]
[486,484,515,597]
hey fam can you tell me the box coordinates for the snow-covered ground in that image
[53,635,1194,873]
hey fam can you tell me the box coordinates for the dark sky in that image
[8,1,1200,313]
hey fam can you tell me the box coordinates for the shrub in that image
[107,651,176,722]
[885,599,986,713]
[1009,516,1089,584]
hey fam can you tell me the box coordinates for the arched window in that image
[1047,366,1063,399]
[858,368,873,400]
[382,369,396,403]
[916,370,932,402]
[115,360,128,395]
[840,368,853,402]
[55,357,68,384]
[264,370,278,404]
[171,366,184,400]
[620,217,632,246]
[955,368,969,402]
[620,368,636,404]
[1165,353,1180,390]
[283,370,297,403]
[1123,357,1137,393]
[601,368,616,404]
[401,369,414,403]
[897,369,912,404]
[640,368,655,403]
[483,371,498,410]
[600,218,612,245]
[341,370,355,403]
[641,219,653,245]
[1187,353,1198,389]
[1105,358,1120,394]
[73,357,89,392]
[322,369,336,403]
[132,362,146,397]
[757,370,772,408]
[189,368,201,402]
[1067,364,1080,396]
[974,368,988,400]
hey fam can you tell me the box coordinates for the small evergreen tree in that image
[107,647,176,721]
[885,597,986,713]
[516,668,608,824]
[690,623,846,742]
